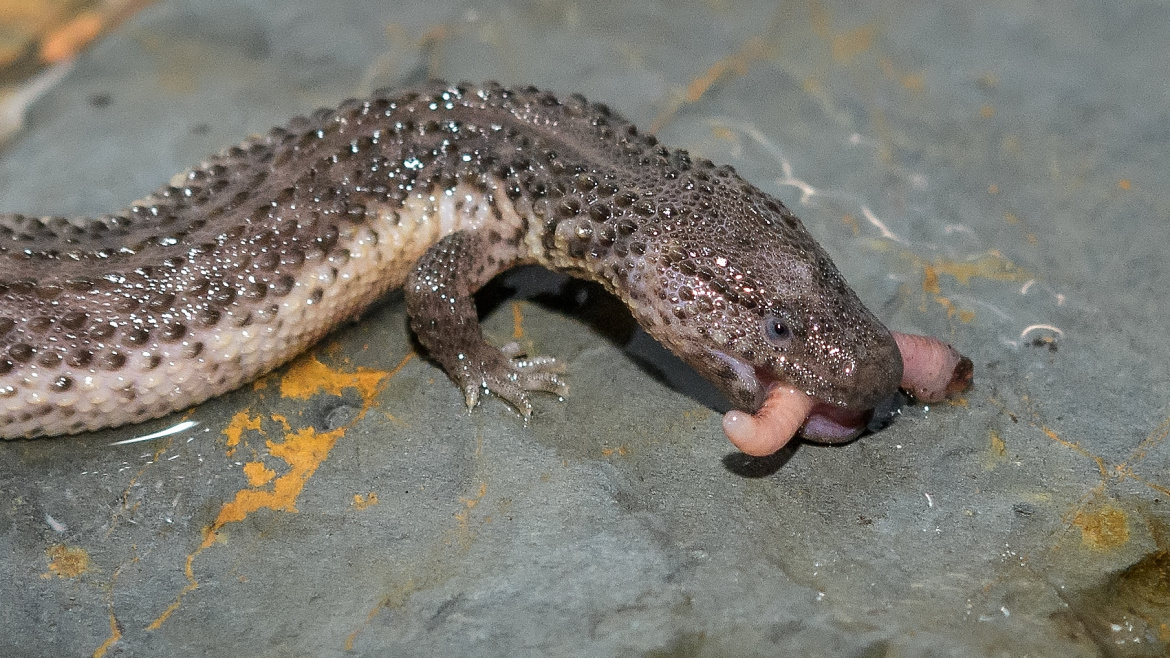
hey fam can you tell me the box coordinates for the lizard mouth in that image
[721,332,973,457]
[720,385,874,456]
[802,402,875,443]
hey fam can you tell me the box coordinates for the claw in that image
[463,384,481,411]
[458,345,568,417]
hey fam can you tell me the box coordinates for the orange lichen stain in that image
[1115,415,1170,497]
[92,608,122,658]
[990,430,1006,455]
[417,23,452,76]
[984,430,1007,468]
[148,424,347,630]
[43,544,90,579]
[345,578,419,650]
[279,354,389,401]
[988,399,1164,553]
[270,413,291,431]
[711,125,735,142]
[1071,501,1130,551]
[242,461,275,487]
[878,56,924,92]
[921,252,1031,287]
[353,492,379,510]
[901,73,924,92]
[216,426,346,526]
[921,264,941,294]
[512,301,526,339]
[988,184,999,195]
[682,407,713,422]
[450,481,489,549]
[146,549,202,629]
[378,408,410,428]
[912,252,1031,321]
[0,0,62,26]
[1042,426,1108,478]
[1004,211,1019,224]
[830,25,873,64]
[1122,416,1169,469]
[685,36,771,103]
[601,445,630,457]
[460,482,488,511]
[1118,179,1131,190]
[808,0,876,65]
[841,213,860,236]
[222,411,262,457]
[808,0,831,36]
[920,279,969,322]
[39,10,103,63]
[980,105,995,118]
[151,353,410,630]
[649,35,773,134]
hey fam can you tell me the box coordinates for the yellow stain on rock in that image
[912,251,1031,322]
[829,24,874,64]
[211,425,347,528]
[601,445,630,458]
[1115,415,1170,498]
[649,35,774,134]
[92,607,122,658]
[223,410,262,457]
[242,461,275,487]
[685,36,772,102]
[983,430,1008,469]
[280,354,390,401]
[353,492,379,510]
[1071,501,1130,551]
[149,353,406,630]
[808,0,877,65]
[990,430,1006,456]
[451,481,489,549]
[920,251,1031,287]
[43,543,90,579]
[879,57,925,93]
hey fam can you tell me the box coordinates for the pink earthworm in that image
[722,331,973,455]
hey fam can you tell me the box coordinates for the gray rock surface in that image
[1,0,1167,655]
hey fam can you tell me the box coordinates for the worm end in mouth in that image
[723,332,974,456]
[722,387,814,457]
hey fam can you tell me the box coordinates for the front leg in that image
[405,231,567,417]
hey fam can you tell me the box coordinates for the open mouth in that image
[722,332,973,457]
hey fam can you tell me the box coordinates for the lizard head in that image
[632,174,903,418]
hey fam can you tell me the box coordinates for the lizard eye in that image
[762,312,793,349]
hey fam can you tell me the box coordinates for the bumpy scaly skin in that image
[0,81,903,439]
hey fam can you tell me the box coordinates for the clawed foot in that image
[458,342,568,418]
